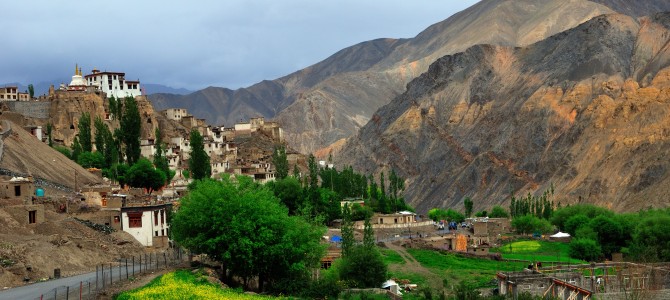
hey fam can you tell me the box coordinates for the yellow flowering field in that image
[115,269,279,300]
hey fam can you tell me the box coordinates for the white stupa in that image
[67,64,87,91]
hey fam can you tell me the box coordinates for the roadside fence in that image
[32,247,186,300]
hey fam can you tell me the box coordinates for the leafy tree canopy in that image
[171,176,326,292]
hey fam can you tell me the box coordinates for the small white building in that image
[85,68,142,99]
[162,108,188,121]
[0,86,29,101]
[121,204,171,247]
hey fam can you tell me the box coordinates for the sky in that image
[1,0,479,91]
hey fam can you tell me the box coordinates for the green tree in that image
[93,116,106,154]
[630,212,670,261]
[54,146,71,159]
[489,205,509,218]
[105,163,130,188]
[71,136,82,161]
[126,158,166,194]
[293,164,300,178]
[551,204,613,230]
[171,176,326,292]
[341,203,354,257]
[78,112,92,152]
[103,126,119,168]
[569,238,602,261]
[27,84,34,99]
[589,215,624,257]
[272,145,289,180]
[339,245,387,288]
[363,215,375,249]
[46,123,53,147]
[308,154,318,189]
[77,151,105,169]
[512,215,553,235]
[188,129,211,180]
[464,197,473,217]
[121,96,141,165]
[267,177,304,214]
[564,214,591,236]
[153,127,173,184]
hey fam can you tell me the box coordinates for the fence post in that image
[150,253,152,270]
[66,286,69,300]
[132,256,135,276]
[54,287,57,300]
[102,265,105,289]
[88,281,91,300]
[95,265,98,291]
[164,252,167,268]
[110,263,113,286]
[139,255,142,273]
[126,258,129,279]
[80,281,82,300]
[119,263,122,283]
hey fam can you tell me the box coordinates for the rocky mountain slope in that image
[151,0,635,154]
[336,12,670,213]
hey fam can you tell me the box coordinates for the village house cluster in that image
[0,65,289,249]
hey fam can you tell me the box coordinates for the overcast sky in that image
[1,0,478,91]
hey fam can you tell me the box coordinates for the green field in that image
[380,248,405,265]
[406,249,527,288]
[491,240,586,264]
[115,270,278,300]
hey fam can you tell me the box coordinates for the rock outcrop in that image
[337,12,670,213]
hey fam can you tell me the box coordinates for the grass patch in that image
[491,240,586,264]
[114,269,278,300]
[380,248,405,265]
[406,249,526,288]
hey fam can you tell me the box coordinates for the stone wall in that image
[4,101,51,119]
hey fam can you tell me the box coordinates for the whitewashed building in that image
[85,69,141,99]
[121,204,171,247]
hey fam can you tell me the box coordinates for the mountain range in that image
[338,10,670,213]
[148,0,670,156]
[148,0,670,212]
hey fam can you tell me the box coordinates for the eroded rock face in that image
[337,13,670,213]
[46,93,158,147]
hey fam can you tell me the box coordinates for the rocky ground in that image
[0,199,148,289]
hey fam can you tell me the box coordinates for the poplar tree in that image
[121,96,141,165]
[78,112,92,152]
[188,129,211,180]
[153,127,173,184]
[272,145,288,180]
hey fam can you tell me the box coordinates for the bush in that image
[569,239,602,262]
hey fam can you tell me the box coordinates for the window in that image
[14,185,21,196]
[113,216,120,223]
[128,212,142,228]
[155,231,159,237]
[161,210,165,224]
[379,218,383,224]
[102,198,107,207]
[28,210,36,224]
[154,211,159,226]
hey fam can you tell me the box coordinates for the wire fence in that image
[32,247,186,300]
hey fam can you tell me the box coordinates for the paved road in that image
[0,261,158,300]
